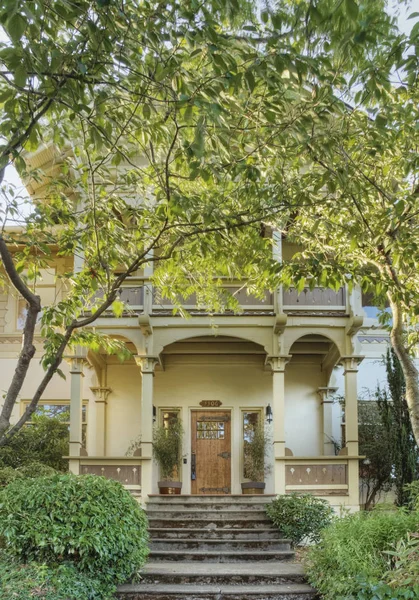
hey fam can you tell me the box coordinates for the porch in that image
[66,331,363,510]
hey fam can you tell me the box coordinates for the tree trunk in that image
[0,238,42,438]
[388,295,419,447]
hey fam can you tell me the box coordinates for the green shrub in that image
[404,480,419,510]
[0,462,57,487]
[0,550,116,600]
[307,507,419,600]
[0,474,149,583]
[266,493,334,546]
[0,466,23,487]
[385,532,419,591]
[0,415,68,471]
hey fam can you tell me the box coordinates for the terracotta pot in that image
[158,480,182,495]
[241,481,265,495]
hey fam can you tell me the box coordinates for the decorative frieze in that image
[286,464,347,486]
[82,464,141,486]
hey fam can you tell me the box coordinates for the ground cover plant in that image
[0,551,117,600]
[266,493,334,546]
[0,474,149,598]
[307,506,419,600]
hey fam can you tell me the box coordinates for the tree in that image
[377,349,419,506]
[267,5,419,445]
[0,0,400,447]
[358,400,393,510]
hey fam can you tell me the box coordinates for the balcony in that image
[152,286,274,314]
[282,287,346,313]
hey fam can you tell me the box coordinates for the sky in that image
[1,0,417,196]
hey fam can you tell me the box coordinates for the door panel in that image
[191,410,231,494]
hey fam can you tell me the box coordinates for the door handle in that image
[191,452,196,480]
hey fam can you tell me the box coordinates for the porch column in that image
[317,387,338,456]
[268,355,291,495]
[69,347,88,474]
[90,387,111,456]
[341,355,364,506]
[135,355,159,499]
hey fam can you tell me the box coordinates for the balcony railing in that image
[152,286,274,312]
[282,287,346,311]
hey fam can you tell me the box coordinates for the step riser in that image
[147,512,269,521]
[150,541,291,551]
[139,574,307,585]
[148,519,273,529]
[147,504,270,512]
[150,553,294,563]
[147,495,275,504]
[149,529,281,540]
[117,592,315,600]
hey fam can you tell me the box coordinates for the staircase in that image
[117,495,317,599]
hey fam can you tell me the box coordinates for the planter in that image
[158,480,182,495]
[241,481,265,495]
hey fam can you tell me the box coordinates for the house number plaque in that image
[200,400,222,407]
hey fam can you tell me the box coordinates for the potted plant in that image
[241,424,270,494]
[153,418,183,495]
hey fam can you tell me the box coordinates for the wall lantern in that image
[266,404,273,424]
[153,405,157,422]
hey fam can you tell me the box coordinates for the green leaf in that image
[6,13,27,42]
[345,0,359,20]
[14,64,27,88]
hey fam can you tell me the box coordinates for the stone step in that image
[148,528,281,540]
[147,494,275,504]
[149,550,295,562]
[146,502,270,512]
[136,561,307,586]
[117,583,316,599]
[148,518,273,529]
[146,510,270,521]
[150,538,291,551]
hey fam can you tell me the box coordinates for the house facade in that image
[0,228,395,512]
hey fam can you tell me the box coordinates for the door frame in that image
[190,408,232,495]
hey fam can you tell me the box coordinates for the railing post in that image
[341,355,364,507]
[267,355,291,495]
[135,355,159,500]
[317,387,338,456]
[90,387,112,456]
[68,347,88,474]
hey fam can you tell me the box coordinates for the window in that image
[242,410,262,479]
[197,420,225,439]
[21,401,88,447]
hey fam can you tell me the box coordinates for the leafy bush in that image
[0,474,149,583]
[385,532,419,592]
[0,466,23,487]
[0,415,68,471]
[0,462,57,487]
[307,507,419,600]
[266,493,334,546]
[404,480,419,510]
[0,550,116,600]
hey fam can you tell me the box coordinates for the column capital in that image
[266,355,292,373]
[90,387,112,403]
[340,355,364,373]
[317,386,339,404]
[134,355,159,373]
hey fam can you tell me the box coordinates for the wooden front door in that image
[191,410,231,494]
